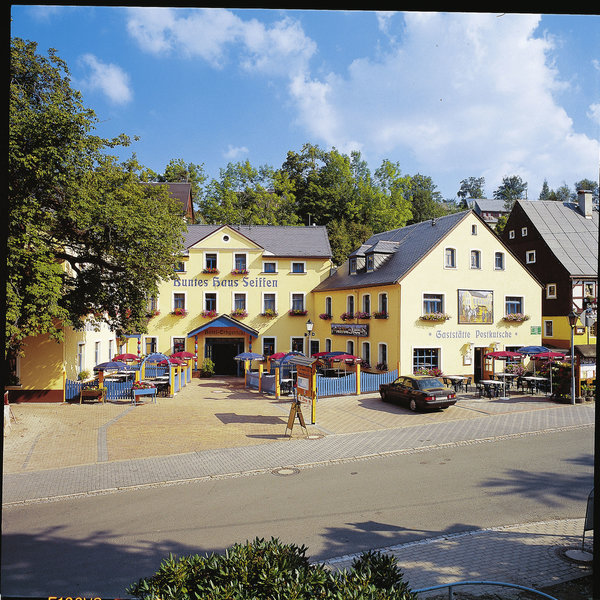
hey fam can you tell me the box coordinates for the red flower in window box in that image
[171,307,188,316]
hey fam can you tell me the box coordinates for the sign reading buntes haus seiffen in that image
[330,323,369,337]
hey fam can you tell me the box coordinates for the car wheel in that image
[380,390,388,402]
[409,398,418,412]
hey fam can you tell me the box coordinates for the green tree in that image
[547,184,571,202]
[574,178,599,201]
[8,38,186,353]
[457,176,486,207]
[407,174,446,224]
[493,175,528,211]
[538,179,551,201]
[153,158,207,218]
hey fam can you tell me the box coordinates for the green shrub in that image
[199,358,215,378]
[127,537,417,599]
[77,370,90,381]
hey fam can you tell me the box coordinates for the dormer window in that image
[366,255,374,271]
[349,258,357,274]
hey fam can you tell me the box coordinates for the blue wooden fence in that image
[359,369,398,392]
[66,378,134,401]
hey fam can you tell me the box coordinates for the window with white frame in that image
[173,337,185,353]
[325,297,332,317]
[263,337,275,357]
[234,253,247,271]
[505,296,523,315]
[362,294,371,315]
[291,261,306,274]
[526,250,536,264]
[145,337,157,355]
[77,343,85,373]
[349,258,357,274]
[108,339,113,360]
[347,295,355,315]
[521,227,528,237]
[263,261,277,273]
[173,292,186,311]
[508,230,515,239]
[310,339,320,356]
[174,260,186,272]
[347,340,354,355]
[379,293,388,315]
[205,292,217,312]
[205,253,218,271]
[325,338,332,352]
[470,250,481,269]
[378,343,388,369]
[423,293,444,315]
[471,224,478,235]
[94,341,101,366]
[362,341,371,366]
[546,284,557,299]
[366,255,374,271]
[291,293,305,312]
[444,247,456,268]
[544,320,553,337]
[413,348,440,373]
[233,293,247,311]
[291,337,304,353]
[263,293,276,313]
[494,252,505,270]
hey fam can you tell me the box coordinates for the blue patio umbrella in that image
[93,361,128,371]
[234,352,264,361]
[518,346,550,376]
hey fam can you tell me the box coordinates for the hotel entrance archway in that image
[205,338,245,376]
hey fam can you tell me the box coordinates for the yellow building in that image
[144,224,333,374]
[311,211,543,382]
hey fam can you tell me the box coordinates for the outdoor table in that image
[445,375,465,393]
[478,380,502,399]
[523,376,548,394]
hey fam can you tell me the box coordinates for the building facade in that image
[311,211,542,381]
[143,224,333,374]
[500,191,598,350]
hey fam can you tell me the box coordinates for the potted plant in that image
[201,309,218,319]
[78,370,91,381]
[261,309,278,318]
[319,313,332,320]
[231,308,248,318]
[132,380,156,401]
[200,358,215,378]
[340,312,355,321]
[355,311,371,319]
[288,309,308,316]
[148,309,160,318]
[202,267,219,274]
[231,268,249,275]
[171,307,188,316]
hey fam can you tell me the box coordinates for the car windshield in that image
[417,378,444,389]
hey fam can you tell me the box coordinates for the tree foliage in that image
[493,175,528,210]
[457,176,486,206]
[8,38,186,352]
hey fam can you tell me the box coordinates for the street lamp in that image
[567,310,579,405]
[304,319,314,354]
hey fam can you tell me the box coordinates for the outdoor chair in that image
[280,380,293,396]
[462,377,472,393]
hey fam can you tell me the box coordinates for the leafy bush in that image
[77,370,90,381]
[199,357,215,378]
[127,537,417,600]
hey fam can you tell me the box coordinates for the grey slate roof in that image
[517,200,598,276]
[182,224,332,258]
[314,211,470,291]
[473,199,508,213]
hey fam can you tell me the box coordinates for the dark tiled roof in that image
[143,182,193,217]
[517,200,598,276]
[474,199,508,213]
[314,212,470,291]
[182,224,332,258]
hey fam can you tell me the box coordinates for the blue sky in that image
[10,6,600,201]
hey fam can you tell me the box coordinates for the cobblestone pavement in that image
[2,378,595,595]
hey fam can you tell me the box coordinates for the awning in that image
[187,314,259,339]
[575,344,596,359]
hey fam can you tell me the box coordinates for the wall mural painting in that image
[458,289,494,324]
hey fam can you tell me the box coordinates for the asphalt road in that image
[1,427,594,598]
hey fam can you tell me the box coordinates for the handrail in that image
[414,580,558,600]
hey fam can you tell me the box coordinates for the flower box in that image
[319,313,332,320]
[231,269,249,276]
[420,313,450,322]
[340,312,355,321]
[373,312,388,319]
[261,309,278,318]
[171,308,188,316]
[231,309,248,318]
[202,268,219,274]
[502,313,530,322]
[132,387,157,403]
[355,312,371,320]
[201,309,218,319]
[288,309,308,316]
[148,310,160,318]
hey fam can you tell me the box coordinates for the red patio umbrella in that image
[113,353,140,362]
[530,352,566,396]
[158,358,187,366]
[171,351,196,359]
[329,354,362,362]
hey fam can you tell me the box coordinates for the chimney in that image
[577,189,593,218]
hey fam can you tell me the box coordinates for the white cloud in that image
[288,11,599,196]
[223,145,249,160]
[126,8,316,75]
[79,54,133,105]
